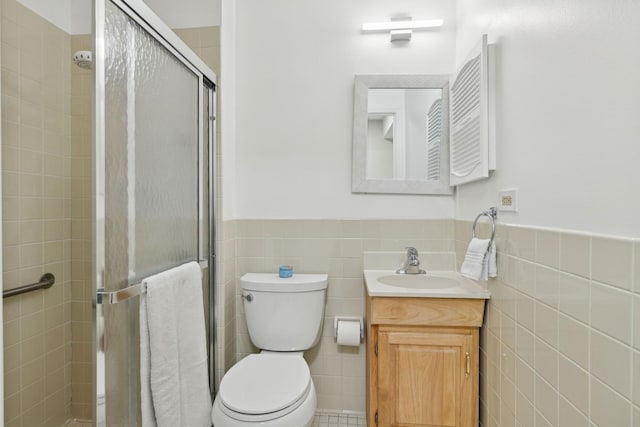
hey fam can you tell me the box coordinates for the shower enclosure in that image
[93,0,217,425]
[0,0,217,425]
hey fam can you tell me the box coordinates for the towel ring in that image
[472,207,497,242]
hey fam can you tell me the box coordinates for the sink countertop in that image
[364,270,491,299]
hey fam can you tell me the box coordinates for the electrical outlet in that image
[499,188,518,212]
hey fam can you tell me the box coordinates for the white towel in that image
[486,241,497,278]
[140,262,212,427]
[461,238,497,281]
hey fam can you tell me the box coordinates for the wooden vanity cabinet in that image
[366,294,486,427]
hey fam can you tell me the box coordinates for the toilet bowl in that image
[211,273,328,427]
[211,352,316,426]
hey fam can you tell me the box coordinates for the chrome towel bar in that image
[96,259,208,305]
[3,273,56,299]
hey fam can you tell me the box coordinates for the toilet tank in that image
[240,273,328,351]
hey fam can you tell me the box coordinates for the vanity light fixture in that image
[361,17,443,42]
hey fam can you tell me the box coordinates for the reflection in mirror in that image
[352,75,453,195]
[366,88,443,181]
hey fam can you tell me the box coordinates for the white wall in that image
[365,120,393,179]
[221,0,236,220]
[17,0,72,32]
[16,0,92,34]
[69,0,92,34]
[454,0,640,237]
[233,0,457,219]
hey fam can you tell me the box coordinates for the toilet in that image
[211,273,328,427]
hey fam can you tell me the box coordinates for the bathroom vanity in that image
[364,270,489,427]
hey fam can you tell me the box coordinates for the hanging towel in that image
[461,238,497,281]
[140,262,212,427]
[486,241,497,279]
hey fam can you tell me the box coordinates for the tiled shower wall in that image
[454,221,640,426]
[69,33,93,420]
[1,11,223,427]
[1,0,73,425]
[173,26,221,76]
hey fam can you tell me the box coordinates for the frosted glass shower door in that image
[104,2,199,286]
[94,0,217,425]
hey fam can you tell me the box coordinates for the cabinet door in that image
[377,329,474,427]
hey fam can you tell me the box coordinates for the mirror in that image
[352,75,454,195]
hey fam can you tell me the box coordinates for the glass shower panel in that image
[105,3,199,290]
[104,3,130,293]
[133,22,199,280]
[101,2,201,425]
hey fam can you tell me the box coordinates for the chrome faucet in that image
[396,247,426,275]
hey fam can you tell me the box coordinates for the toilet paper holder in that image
[334,316,364,341]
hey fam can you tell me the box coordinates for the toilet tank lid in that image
[241,273,328,292]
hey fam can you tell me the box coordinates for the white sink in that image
[364,270,491,299]
[376,274,460,289]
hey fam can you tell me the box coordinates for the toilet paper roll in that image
[336,319,361,346]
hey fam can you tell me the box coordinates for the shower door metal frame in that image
[93,0,217,425]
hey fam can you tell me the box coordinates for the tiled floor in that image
[311,410,367,426]
[61,411,367,427]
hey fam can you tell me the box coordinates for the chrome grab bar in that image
[3,273,56,298]
[96,259,208,305]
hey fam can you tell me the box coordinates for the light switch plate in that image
[498,188,518,212]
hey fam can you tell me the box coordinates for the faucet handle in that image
[396,247,426,274]
[406,247,419,256]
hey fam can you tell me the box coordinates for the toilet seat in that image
[218,353,311,422]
